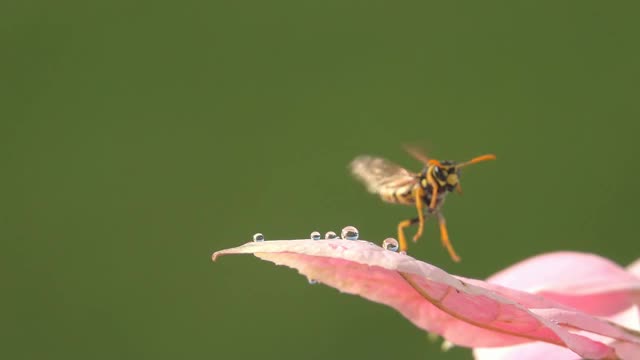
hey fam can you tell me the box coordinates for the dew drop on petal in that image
[382,238,399,252]
[441,341,455,352]
[427,332,440,343]
[399,250,407,255]
[324,231,337,239]
[308,277,317,285]
[310,231,321,240]
[340,226,359,240]
[253,233,265,242]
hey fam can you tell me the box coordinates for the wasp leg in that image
[426,172,439,210]
[397,217,419,252]
[429,184,438,209]
[412,187,426,243]
[436,212,461,262]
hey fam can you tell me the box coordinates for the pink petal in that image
[212,240,640,359]
[486,251,640,316]
[475,340,640,360]
[474,253,640,360]
[628,258,640,277]
[611,341,640,360]
[474,342,581,360]
[461,277,640,341]
[474,306,640,360]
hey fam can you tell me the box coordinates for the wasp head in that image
[431,161,460,192]
[420,154,496,194]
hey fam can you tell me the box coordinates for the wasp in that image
[350,146,496,262]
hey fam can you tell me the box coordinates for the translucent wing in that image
[350,156,418,194]
[403,144,432,166]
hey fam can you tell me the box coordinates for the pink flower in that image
[212,232,640,359]
[473,252,640,360]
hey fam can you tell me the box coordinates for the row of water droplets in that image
[251,226,403,285]
[253,228,401,253]
[310,226,359,241]
[252,226,360,243]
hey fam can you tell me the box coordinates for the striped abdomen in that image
[379,184,448,210]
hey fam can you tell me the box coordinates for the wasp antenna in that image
[456,154,496,168]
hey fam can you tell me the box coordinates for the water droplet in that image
[308,277,317,285]
[253,233,265,242]
[340,226,359,240]
[310,231,321,240]
[399,250,407,255]
[441,340,455,352]
[382,238,399,252]
[324,231,337,239]
[427,332,440,343]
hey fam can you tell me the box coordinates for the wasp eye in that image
[434,167,446,180]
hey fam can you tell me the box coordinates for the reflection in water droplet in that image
[310,231,321,240]
[253,233,265,242]
[324,231,337,239]
[340,226,359,240]
[382,238,399,252]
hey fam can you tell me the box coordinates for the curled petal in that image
[475,306,640,360]
[213,240,640,359]
[486,252,640,316]
[474,253,640,360]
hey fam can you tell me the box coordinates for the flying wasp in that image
[350,147,496,262]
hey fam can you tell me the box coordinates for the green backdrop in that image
[3,1,639,359]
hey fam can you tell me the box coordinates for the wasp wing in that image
[350,156,418,194]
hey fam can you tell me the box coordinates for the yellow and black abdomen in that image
[379,183,417,205]
[379,183,448,209]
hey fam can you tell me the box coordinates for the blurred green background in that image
[3,1,639,359]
